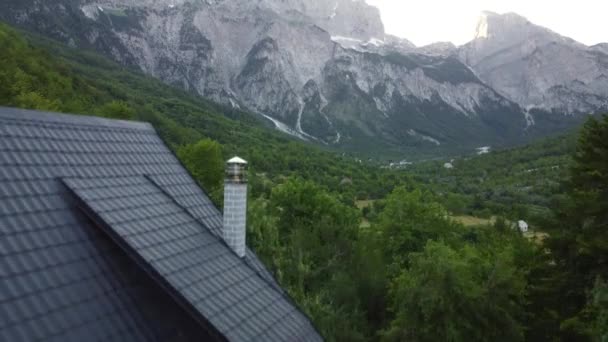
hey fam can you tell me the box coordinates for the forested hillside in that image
[1,22,606,341]
[407,133,577,222]
[0,23,413,201]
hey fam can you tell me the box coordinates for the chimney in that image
[222,156,248,257]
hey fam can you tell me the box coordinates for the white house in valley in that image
[518,220,529,233]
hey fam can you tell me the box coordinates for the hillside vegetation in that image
[0,23,414,201]
[407,133,577,222]
[1,22,606,341]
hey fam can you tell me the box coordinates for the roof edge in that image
[0,106,154,131]
[61,176,228,342]
[151,136,324,340]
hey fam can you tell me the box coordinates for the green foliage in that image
[588,278,608,341]
[248,178,367,341]
[0,23,85,112]
[376,187,460,271]
[246,197,280,266]
[408,133,576,221]
[268,179,360,297]
[525,115,608,341]
[382,241,527,342]
[247,179,539,341]
[178,139,224,202]
[562,115,608,281]
[97,100,135,120]
[560,277,608,342]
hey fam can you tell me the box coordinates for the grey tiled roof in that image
[0,107,322,341]
[146,173,284,293]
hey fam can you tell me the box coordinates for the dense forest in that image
[407,133,576,222]
[1,23,606,341]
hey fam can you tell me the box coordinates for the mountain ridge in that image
[0,1,604,153]
[460,10,608,116]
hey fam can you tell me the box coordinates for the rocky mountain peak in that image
[261,0,384,40]
[323,0,384,40]
[417,42,457,56]
[591,43,608,54]
[473,11,491,39]
[474,11,531,40]
[463,11,577,67]
[2,0,605,152]
[460,11,608,116]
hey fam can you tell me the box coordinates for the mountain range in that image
[1,0,606,153]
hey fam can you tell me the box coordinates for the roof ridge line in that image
[0,106,153,131]
[144,175,323,338]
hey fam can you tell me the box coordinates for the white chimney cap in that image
[227,156,248,164]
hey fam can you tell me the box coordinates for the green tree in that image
[529,115,608,340]
[259,178,366,340]
[97,100,135,120]
[382,241,527,342]
[376,187,460,272]
[588,278,608,342]
[246,197,280,268]
[14,91,60,111]
[268,178,360,292]
[178,139,224,202]
[351,226,391,334]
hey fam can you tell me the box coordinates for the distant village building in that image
[518,220,529,233]
[388,159,413,169]
[443,162,454,169]
[476,146,491,155]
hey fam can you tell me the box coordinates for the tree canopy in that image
[532,115,608,340]
[178,139,224,203]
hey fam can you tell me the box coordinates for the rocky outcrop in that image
[0,1,603,152]
[591,43,608,55]
[460,11,608,115]
[417,42,457,56]
[263,0,385,41]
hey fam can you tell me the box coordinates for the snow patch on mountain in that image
[524,107,536,128]
[295,98,307,136]
[260,112,310,140]
[331,35,363,44]
[408,129,441,146]
[365,37,385,47]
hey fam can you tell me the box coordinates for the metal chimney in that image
[222,156,248,257]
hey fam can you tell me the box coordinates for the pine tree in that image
[531,115,608,340]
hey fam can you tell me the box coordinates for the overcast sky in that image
[365,0,607,47]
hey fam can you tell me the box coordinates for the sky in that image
[365,0,607,47]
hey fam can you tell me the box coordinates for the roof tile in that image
[0,107,320,341]
[63,175,320,341]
